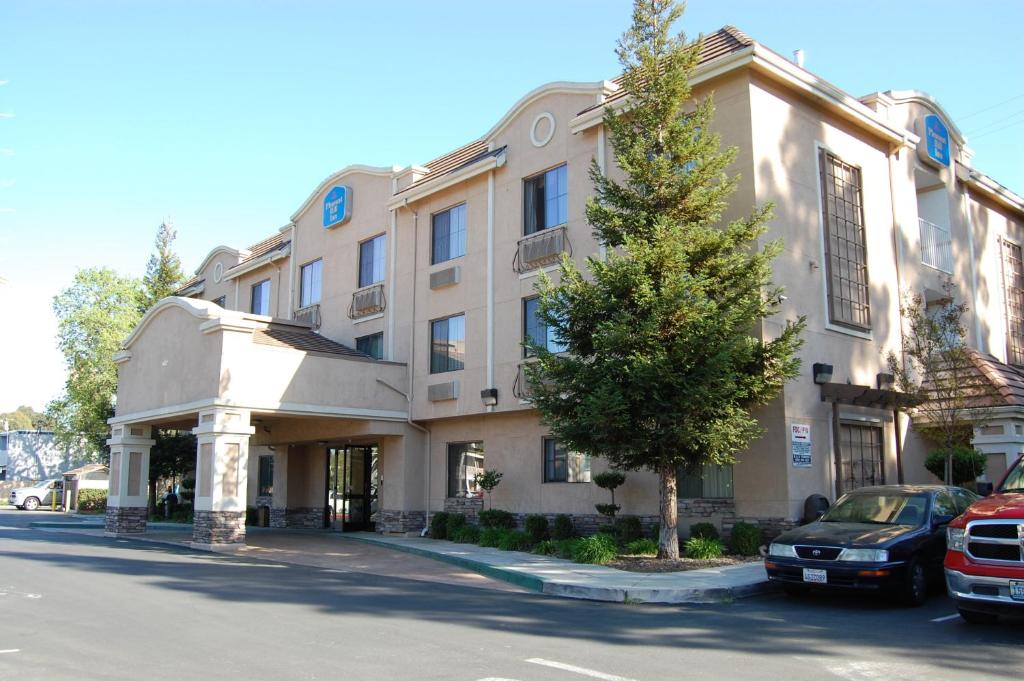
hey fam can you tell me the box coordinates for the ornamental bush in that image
[478,509,515,529]
[614,516,644,545]
[572,534,618,565]
[729,522,762,556]
[77,489,107,513]
[554,538,581,559]
[551,514,575,540]
[685,536,725,559]
[924,447,988,486]
[453,525,481,544]
[524,514,549,543]
[479,527,506,548]
[498,530,533,552]
[445,513,466,538]
[532,539,558,556]
[689,522,719,541]
[430,512,450,539]
[625,538,659,556]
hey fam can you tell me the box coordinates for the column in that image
[191,407,254,551]
[104,424,155,536]
[269,446,289,528]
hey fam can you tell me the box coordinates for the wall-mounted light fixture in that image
[812,363,834,385]
[480,388,499,408]
[876,372,895,390]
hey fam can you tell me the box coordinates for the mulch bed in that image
[607,554,763,573]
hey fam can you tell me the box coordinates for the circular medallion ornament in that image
[213,261,224,283]
[530,112,556,148]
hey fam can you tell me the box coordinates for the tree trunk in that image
[657,463,679,559]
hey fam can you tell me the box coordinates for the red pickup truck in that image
[944,454,1024,623]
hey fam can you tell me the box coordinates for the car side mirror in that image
[976,482,993,497]
[932,513,954,527]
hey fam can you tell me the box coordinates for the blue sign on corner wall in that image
[923,115,950,167]
[323,185,352,229]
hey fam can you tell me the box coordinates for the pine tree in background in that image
[142,220,186,310]
[526,0,806,559]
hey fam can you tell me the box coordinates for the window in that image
[430,314,465,373]
[523,297,566,357]
[839,423,883,492]
[524,164,568,235]
[543,439,591,483]
[447,441,484,498]
[819,150,870,330]
[300,259,323,307]
[679,463,734,499]
[257,455,273,497]
[918,218,953,273]
[212,296,226,308]
[0,465,6,481]
[359,234,386,288]
[356,332,384,360]
[432,204,467,264]
[250,279,271,315]
[1002,240,1024,365]
[952,488,980,515]
[932,490,958,520]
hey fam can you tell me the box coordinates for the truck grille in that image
[965,521,1024,565]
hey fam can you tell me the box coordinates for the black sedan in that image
[765,485,979,606]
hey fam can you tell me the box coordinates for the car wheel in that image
[901,559,928,607]
[957,608,998,624]
[783,584,809,597]
[22,497,40,511]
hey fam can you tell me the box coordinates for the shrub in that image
[685,536,725,559]
[453,525,481,544]
[595,503,621,518]
[689,522,719,541]
[532,539,559,556]
[498,530,533,552]
[555,538,582,559]
[430,512,450,539]
[77,489,107,513]
[649,522,660,540]
[445,513,467,538]
[572,534,618,564]
[625,538,659,556]
[924,447,988,486]
[614,516,644,545]
[478,509,515,529]
[524,514,549,543]
[479,527,506,548]
[593,470,627,518]
[552,514,575,540]
[729,522,762,556]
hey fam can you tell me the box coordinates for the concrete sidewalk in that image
[342,533,774,604]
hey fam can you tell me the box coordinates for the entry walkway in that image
[344,533,772,604]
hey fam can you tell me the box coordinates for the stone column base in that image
[286,507,325,529]
[379,510,426,534]
[104,506,148,536]
[269,507,287,528]
[192,510,246,551]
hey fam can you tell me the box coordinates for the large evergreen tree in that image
[142,220,186,310]
[526,0,806,558]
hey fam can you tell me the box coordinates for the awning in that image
[819,382,922,410]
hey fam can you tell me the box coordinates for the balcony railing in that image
[919,217,953,273]
[348,283,386,319]
[514,225,572,274]
[293,303,321,330]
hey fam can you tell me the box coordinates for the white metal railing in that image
[919,217,953,273]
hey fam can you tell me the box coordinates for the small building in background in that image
[0,429,85,481]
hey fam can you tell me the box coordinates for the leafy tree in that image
[526,0,805,559]
[148,429,197,513]
[46,268,144,460]
[474,469,503,509]
[141,220,187,310]
[0,405,50,431]
[924,447,987,487]
[887,278,995,484]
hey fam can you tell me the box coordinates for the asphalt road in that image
[0,508,1020,681]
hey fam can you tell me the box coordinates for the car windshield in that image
[999,457,1024,493]
[820,492,928,526]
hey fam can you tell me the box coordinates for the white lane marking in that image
[0,649,20,654]
[526,658,639,681]
[930,614,960,623]
[795,656,949,681]
[476,678,519,681]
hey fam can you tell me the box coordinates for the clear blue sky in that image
[1,0,1022,412]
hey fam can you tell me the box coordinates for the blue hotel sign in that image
[323,185,352,229]
[923,115,950,167]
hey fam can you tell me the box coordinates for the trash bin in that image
[803,494,830,524]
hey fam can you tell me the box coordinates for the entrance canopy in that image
[111,297,409,428]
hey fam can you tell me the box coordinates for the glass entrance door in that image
[327,445,378,532]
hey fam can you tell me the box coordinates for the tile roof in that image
[229,231,291,271]
[396,139,492,195]
[175,276,204,294]
[253,324,373,360]
[968,350,1024,408]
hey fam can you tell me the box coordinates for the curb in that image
[339,534,775,604]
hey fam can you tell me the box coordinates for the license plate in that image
[1011,580,1024,601]
[803,568,827,584]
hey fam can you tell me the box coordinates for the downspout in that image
[887,148,907,484]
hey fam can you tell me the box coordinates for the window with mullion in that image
[820,150,870,330]
[356,332,384,360]
[300,258,323,307]
[523,164,568,235]
[432,204,467,265]
[358,234,386,288]
[523,297,566,357]
[543,439,591,483]
[250,279,271,315]
[1003,240,1024,366]
[678,463,734,499]
[430,314,465,373]
[257,455,274,496]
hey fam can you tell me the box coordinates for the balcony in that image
[348,283,386,319]
[514,225,571,274]
[293,303,321,330]
[919,218,953,274]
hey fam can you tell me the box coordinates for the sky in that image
[1,0,1022,413]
